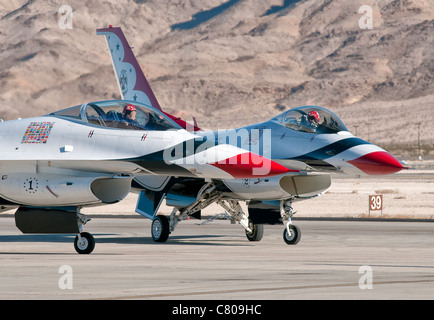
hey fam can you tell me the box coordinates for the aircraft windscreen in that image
[49,105,82,119]
[276,106,348,134]
[50,101,181,131]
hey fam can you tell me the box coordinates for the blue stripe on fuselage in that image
[291,137,370,161]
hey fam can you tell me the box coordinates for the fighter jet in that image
[97,26,405,247]
[1,97,294,253]
[2,27,304,255]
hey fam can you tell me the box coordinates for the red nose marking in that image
[348,151,404,175]
[209,152,296,178]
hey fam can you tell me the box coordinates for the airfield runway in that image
[1,217,434,300]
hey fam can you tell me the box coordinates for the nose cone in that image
[347,151,404,175]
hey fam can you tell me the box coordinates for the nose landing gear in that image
[281,200,301,245]
[74,213,95,254]
[283,224,301,245]
[74,232,95,254]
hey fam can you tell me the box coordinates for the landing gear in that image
[146,181,302,245]
[74,232,95,254]
[245,222,264,242]
[149,183,220,243]
[151,215,170,242]
[74,213,95,254]
[280,200,301,245]
[283,224,301,245]
[217,199,264,242]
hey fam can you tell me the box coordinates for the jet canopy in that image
[48,100,182,131]
[272,106,348,134]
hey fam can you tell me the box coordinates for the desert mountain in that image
[0,0,433,157]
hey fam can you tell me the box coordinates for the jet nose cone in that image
[348,151,404,175]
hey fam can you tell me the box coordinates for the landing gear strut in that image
[150,183,220,243]
[217,199,263,242]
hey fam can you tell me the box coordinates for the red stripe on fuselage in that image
[209,152,296,178]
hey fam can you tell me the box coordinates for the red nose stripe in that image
[209,152,295,178]
[348,151,403,175]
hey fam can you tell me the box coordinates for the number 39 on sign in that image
[369,195,383,216]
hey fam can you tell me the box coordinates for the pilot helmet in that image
[123,104,136,114]
[308,111,320,124]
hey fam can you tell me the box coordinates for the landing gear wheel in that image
[152,215,170,242]
[245,223,264,242]
[283,225,301,245]
[74,232,95,254]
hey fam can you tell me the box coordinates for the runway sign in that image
[369,195,383,216]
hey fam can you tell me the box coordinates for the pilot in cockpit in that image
[300,110,320,132]
[122,104,140,127]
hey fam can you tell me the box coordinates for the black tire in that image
[152,215,170,242]
[74,232,95,254]
[245,223,264,242]
[283,225,301,245]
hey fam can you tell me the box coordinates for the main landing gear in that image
[219,199,301,245]
[217,199,265,242]
[151,215,170,242]
[149,193,301,246]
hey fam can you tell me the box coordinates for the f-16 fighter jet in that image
[96,26,404,249]
[0,26,404,254]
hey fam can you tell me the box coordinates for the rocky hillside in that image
[0,0,433,156]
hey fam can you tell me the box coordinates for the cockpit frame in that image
[48,100,182,131]
[271,106,348,134]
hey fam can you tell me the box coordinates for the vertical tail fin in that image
[97,26,201,131]
[96,26,162,111]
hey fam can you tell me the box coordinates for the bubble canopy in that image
[271,106,348,134]
[48,100,182,131]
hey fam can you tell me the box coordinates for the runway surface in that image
[1,217,434,300]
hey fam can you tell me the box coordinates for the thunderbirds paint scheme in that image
[0,26,404,254]
[96,26,404,247]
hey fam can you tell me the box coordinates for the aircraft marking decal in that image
[21,122,54,144]
[102,31,154,108]
[291,137,370,161]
